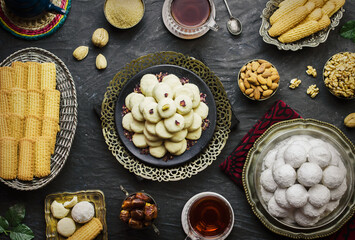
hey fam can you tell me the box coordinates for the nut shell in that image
[92,28,109,48]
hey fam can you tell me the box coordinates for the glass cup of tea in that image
[182,192,234,240]
[162,0,219,39]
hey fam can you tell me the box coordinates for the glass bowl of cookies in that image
[243,119,355,239]
[323,52,355,100]
[237,59,280,101]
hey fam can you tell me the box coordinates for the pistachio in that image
[96,54,107,70]
[73,46,89,61]
[344,113,355,128]
[92,28,109,48]
[162,104,170,111]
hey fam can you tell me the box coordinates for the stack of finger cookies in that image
[0,61,60,181]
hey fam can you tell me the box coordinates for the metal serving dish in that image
[259,0,344,51]
[242,119,355,239]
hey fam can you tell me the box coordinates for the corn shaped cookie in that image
[9,113,25,139]
[24,115,42,139]
[12,62,28,89]
[268,2,316,37]
[42,117,59,154]
[67,218,103,240]
[40,63,56,90]
[27,89,44,117]
[328,0,345,17]
[0,90,10,115]
[270,0,307,25]
[9,88,27,117]
[0,137,18,180]
[0,114,10,137]
[279,14,330,43]
[34,136,51,178]
[18,138,35,181]
[43,89,60,120]
[27,62,41,90]
[0,66,14,90]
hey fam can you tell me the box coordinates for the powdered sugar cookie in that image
[132,133,148,148]
[185,83,200,108]
[268,196,288,218]
[153,82,173,102]
[297,162,322,187]
[284,144,307,168]
[188,113,202,132]
[140,74,159,96]
[183,110,195,130]
[274,188,291,209]
[129,93,145,110]
[122,113,133,131]
[175,95,192,115]
[162,74,182,90]
[263,149,277,170]
[301,202,326,218]
[325,200,340,213]
[139,97,156,112]
[130,118,145,133]
[294,209,320,227]
[308,146,331,168]
[155,121,173,139]
[330,179,347,201]
[273,164,296,188]
[157,98,176,118]
[170,129,188,142]
[194,102,209,119]
[132,104,144,122]
[164,113,185,133]
[186,127,202,140]
[322,165,345,189]
[149,145,166,158]
[164,140,184,154]
[173,139,187,156]
[261,186,274,204]
[286,184,308,208]
[143,102,161,123]
[308,184,330,208]
[260,169,277,192]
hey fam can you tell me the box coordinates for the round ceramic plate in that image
[114,64,217,168]
[242,119,355,239]
[0,47,77,191]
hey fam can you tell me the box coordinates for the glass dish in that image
[259,0,344,51]
[242,119,355,239]
[44,190,107,240]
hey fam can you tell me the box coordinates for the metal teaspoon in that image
[223,0,242,35]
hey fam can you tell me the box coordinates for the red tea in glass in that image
[188,196,231,237]
[171,0,211,27]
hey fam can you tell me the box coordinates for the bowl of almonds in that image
[323,52,355,100]
[238,59,280,101]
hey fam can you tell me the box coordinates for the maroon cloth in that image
[220,100,354,240]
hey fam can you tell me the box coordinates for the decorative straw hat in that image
[0,0,71,40]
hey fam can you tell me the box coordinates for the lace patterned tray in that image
[101,51,232,181]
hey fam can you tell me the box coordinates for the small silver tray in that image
[259,0,345,51]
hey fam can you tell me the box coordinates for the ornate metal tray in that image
[101,51,232,181]
[260,0,344,51]
[0,47,78,190]
[242,119,355,239]
[114,64,217,168]
[45,190,107,240]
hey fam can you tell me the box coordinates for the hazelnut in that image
[92,28,109,48]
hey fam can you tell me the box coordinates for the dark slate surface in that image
[0,0,354,239]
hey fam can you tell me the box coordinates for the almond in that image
[96,54,107,70]
[73,46,89,61]
[344,113,355,128]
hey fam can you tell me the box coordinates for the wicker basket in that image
[0,47,77,190]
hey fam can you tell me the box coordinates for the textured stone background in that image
[0,0,354,239]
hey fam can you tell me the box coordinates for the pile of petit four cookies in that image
[122,73,209,158]
[260,135,347,227]
[50,196,103,239]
